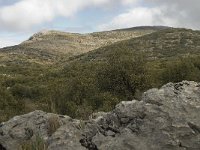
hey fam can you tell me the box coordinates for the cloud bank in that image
[0,0,199,32]
[99,0,200,30]
[0,0,138,31]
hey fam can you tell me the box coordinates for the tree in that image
[97,52,149,100]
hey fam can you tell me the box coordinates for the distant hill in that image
[73,28,200,62]
[0,26,164,65]
[22,26,165,56]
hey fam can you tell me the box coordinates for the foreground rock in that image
[0,81,200,150]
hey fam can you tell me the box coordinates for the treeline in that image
[1,54,200,122]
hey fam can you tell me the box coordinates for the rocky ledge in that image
[0,81,200,150]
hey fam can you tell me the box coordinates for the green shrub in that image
[0,86,24,122]
[97,52,150,100]
[162,57,200,83]
[10,84,42,99]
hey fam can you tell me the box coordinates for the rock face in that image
[0,81,200,150]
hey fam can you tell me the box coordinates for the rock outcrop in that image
[0,81,200,150]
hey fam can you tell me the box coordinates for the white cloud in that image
[0,0,138,31]
[122,0,139,5]
[1,0,200,32]
[98,0,200,30]
[98,7,163,30]
[98,7,181,30]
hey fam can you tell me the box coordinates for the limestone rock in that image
[0,81,200,150]
[0,111,84,150]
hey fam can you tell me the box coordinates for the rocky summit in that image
[0,81,200,150]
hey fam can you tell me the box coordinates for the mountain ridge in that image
[72,28,200,62]
[0,26,167,66]
[21,26,162,54]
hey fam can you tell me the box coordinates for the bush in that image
[10,84,42,99]
[0,86,24,122]
[162,56,200,83]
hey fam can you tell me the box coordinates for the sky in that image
[0,0,199,48]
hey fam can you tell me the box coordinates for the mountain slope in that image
[0,26,166,65]
[22,26,165,55]
[0,26,200,126]
[73,28,200,62]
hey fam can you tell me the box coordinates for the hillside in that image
[0,26,200,128]
[73,28,200,62]
[0,26,163,66]
[22,26,166,55]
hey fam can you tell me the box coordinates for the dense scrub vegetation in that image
[1,28,200,122]
[1,54,200,122]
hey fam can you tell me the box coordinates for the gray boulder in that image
[0,111,85,150]
[0,81,200,150]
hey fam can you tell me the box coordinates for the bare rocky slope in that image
[0,81,200,150]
